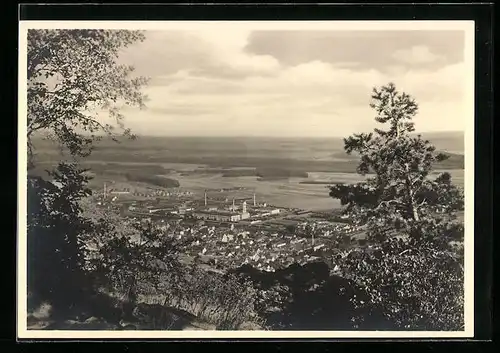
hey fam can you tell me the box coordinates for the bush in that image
[160,269,263,330]
[87,219,187,321]
[337,238,464,330]
[27,163,95,317]
[232,262,359,330]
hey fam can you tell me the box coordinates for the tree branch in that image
[398,249,411,256]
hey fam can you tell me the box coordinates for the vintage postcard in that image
[18,20,475,339]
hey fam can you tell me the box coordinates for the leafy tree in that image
[88,220,187,320]
[329,83,465,330]
[329,82,464,246]
[27,29,149,167]
[27,162,95,315]
[26,30,149,316]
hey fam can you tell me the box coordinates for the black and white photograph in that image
[18,20,474,339]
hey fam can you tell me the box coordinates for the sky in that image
[110,28,468,137]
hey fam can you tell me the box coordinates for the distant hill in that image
[30,131,464,153]
[417,131,464,155]
[28,131,464,172]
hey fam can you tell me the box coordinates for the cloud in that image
[109,29,468,137]
[119,61,466,137]
[245,30,464,72]
[203,29,280,72]
[118,30,280,81]
[395,62,466,102]
[392,45,445,65]
[147,105,219,116]
[117,31,211,77]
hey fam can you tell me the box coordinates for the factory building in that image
[241,201,250,220]
[193,210,242,222]
[250,207,281,218]
[193,191,251,222]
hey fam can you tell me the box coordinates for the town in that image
[93,181,365,273]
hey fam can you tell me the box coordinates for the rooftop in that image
[195,210,240,216]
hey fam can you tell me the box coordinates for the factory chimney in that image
[103,182,107,200]
[204,191,207,206]
[253,193,256,207]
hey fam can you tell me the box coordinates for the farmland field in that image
[30,133,465,211]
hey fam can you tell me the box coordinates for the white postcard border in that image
[17,20,476,339]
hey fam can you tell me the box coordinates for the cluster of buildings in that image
[126,217,340,272]
[189,230,333,272]
[295,220,362,237]
[91,182,365,273]
[101,184,283,225]
[191,192,281,223]
[102,183,193,200]
[114,212,359,272]
[129,190,193,198]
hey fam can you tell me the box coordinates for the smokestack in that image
[253,193,256,207]
[103,183,107,199]
[204,191,207,206]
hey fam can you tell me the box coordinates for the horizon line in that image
[32,130,465,140]
[123,130,465,139]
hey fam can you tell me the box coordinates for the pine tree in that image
[329,83,466,330]
[329,82,464,247]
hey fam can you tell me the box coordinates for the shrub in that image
[160,268,263,330]
[87,220,187,321]
[27,163,95,317]
[337,238,464,330]
[232,262,359,330]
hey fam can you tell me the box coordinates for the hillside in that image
[28,132,464,174]
[417,131,464,154]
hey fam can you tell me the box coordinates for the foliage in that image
[329,83,464,244]
[27,29,149,167]
[26,29,149,320]
[161,268,262,329]
[27,162,95,314]
[86,219,187,318]
[232,262,361,330]
[336,238,464,330]
[328,83,466,330]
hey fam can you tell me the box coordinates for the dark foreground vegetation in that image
[26,29,464,332]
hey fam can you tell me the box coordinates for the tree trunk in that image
[410,200,420,222]
[122,278,138,320]
[404,163,420,222]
